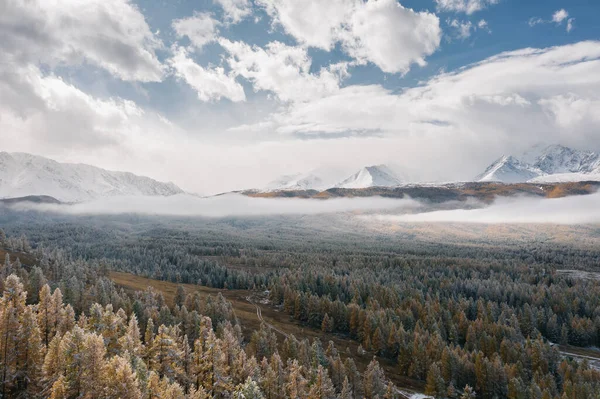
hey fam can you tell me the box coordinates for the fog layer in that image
[7,194,420,217]
[368,193,600,224]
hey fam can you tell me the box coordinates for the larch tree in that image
[307,365,335,399]
[149,325,183,381]
[285,360,308,399]
[17,305,44,396]
[0,275,27,397]
[363,359,387,399]
[102,355,142,399]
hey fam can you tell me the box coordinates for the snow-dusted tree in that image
[120,313,144,358]
[43,334,64,388]
[307,365,335,399]
[17,305,44,396]
[0,275,27,397]
[339,377,353,399]
[149,325,183,380]
[363,358,387,399]
[102,355,142,399]
[234,377,265,399]
[285,360,308,399]
[49,375,68,399]
[0,229,6,246]
[38,284,55,346]
[81,332,107,396]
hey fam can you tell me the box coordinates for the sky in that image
[2,0,600,194]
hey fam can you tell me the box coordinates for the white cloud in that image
[368,193,600,224]
[530,10,574,32]
[447,18,490,40]
[256,0,355,50]
[448,19,474,39]
[0,62,174,155]
[0,0,163,82]
[219,39,348,102]
[435,0,499,15]
[256,0,441,74]
[214,0,252,24]
[528,17,544,27]
[552,9,569,24]
[172,12,220,50]
[341,0,442,74]
[168,47,246,102]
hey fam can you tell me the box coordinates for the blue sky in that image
[2,0,600,193]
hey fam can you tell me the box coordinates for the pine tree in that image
[0,229,5,246]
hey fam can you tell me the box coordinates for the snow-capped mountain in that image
[264,173,325,191]
[335,165,403,189]
[0,152,184,202]
[475,155,543,183]
[476,145,600,183]
[532,145,600,174]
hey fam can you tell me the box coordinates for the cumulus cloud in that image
[219,39,348,102]
[552,9,569,24]
[367,193,600,224]
[214,0,252,24]
[435,0,499,15]
[10,194,418,217]
[172,12,220,50]
[168,47,246,102]
[0,0,163,82]
[341,0,441,74]
[256,0,441,74]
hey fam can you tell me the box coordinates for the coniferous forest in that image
[1,210,600,398]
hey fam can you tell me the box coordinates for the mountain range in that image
[475,145,600,183]
[2,145,600,203]
[0,152,183,202]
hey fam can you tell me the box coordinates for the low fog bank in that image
[367,192,600,224]
[6,193,422,217]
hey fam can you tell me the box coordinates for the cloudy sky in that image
[2,0,600,194]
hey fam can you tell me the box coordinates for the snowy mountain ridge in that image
[476,145,600,183]
[0,152,184,202]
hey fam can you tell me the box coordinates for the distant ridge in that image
[476,145,600,183]
[0,152,184,202]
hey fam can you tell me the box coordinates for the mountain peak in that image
[336,164,403,189]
